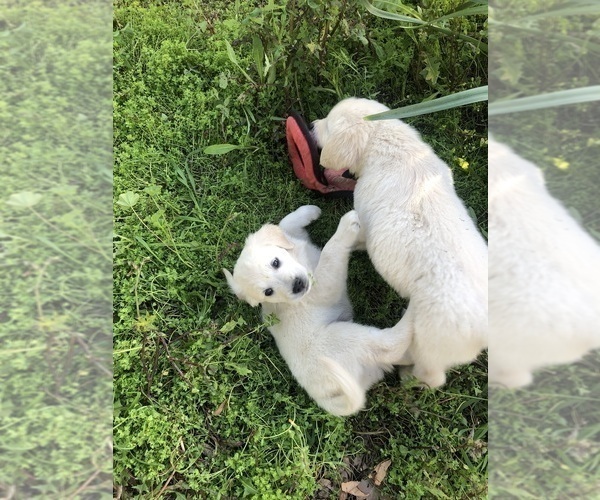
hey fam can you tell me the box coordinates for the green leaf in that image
[420,55,440,84]
[143,184,162,196]
[220,320,238,334]
[366,86,488,120]
[360,0,426,24]
[568,206,583,224]
[116,191,139,208]
[252,35,264,82]
[203,144,245,155]
[489,86,600,116]
[266,60,276,84]
[148,209,165,228]
[220,317,247,333]
[226,363,252,376]
[240,478,259,496]
[224,40,255,85]
[224,39,239,64]
[6,191,42,208]
[467,206,477,224]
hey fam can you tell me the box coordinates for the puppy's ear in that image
[223,268,261,307]
[245,296,260,307]
[223,268,245,299]
[223,268,238,291]
[253,224,294,250]
[320,121,368,172]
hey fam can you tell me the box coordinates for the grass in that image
[113,0,488,497]
[489,1,600,497]
[0,1,112,498]
[489,361,600,499]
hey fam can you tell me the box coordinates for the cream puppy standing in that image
[488,137,600,387]
[223,206,412,416]
[313,98,488,387]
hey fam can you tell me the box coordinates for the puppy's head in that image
[223,224,311,307]
[312,97,389,176]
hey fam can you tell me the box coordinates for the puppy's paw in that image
[489,370,533,389]
[398,365,414,379]
[411,365,446,389]
[341,209,361,229]
[295,205,322,225]
[336,210,361,246]
[338,210,361,234]
[399,367,437,390]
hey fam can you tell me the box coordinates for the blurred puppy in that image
[488,137,600,387]
[313,98,488,387]
[223,206,412,416]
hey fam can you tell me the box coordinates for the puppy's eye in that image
[264,288,274,297]
[271,258,280,269]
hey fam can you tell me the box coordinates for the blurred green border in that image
[0,1,113,498]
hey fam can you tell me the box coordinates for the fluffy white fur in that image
[223,206,412,416]
[312,97,488,387]
[488,137,600,387]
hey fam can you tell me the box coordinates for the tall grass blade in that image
[436,2,488,22]
[360,0,487,52]
[360,0,426,24]
[489,86,600,116]
[366,86,488,120]
[524,3,600,20]
[489,18,600,53]
[430,26,488,52]
[371,0,422,19]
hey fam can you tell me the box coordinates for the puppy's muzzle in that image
[292,277,307,295]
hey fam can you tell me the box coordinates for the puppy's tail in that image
[318,356,366,416]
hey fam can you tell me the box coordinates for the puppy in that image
[223,206,412,416]
[488,137,600,387]
[312,97,488,387]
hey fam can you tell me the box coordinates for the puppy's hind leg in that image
[365,307,415,367]
[411,364,447,389]
[314,357,366,416]
[279,205,322,240]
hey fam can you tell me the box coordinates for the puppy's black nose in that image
[292,277,306,294]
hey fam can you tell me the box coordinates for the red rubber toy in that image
[286,111,356,196]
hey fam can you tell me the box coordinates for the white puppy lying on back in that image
[313,98,488,387]
[223,206,412,416]
[489,137,600,387]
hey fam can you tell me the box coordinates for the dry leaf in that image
[212,400,227,416]
[341,481,370,498]
[371,459,392,486]
[318,478,333,490]
[315,478,334,499]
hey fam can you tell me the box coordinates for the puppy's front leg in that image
[310,210,360,304]
[279,205,322,240]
